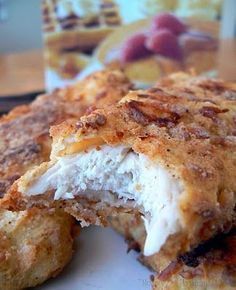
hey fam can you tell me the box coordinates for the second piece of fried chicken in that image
[0,69,132,289]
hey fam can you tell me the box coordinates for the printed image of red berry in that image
[146,29,182,60]
[120,33,151,63]
[151,13,187,35]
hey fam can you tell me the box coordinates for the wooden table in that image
[218,39,236,81]
[0,50,44,97]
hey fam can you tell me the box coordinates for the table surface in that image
[218,39,236,81]
[0,50,45,97]
[0,40,236,97]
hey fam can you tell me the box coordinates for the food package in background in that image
[42,0,223,91]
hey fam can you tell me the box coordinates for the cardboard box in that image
[42,0,222,91]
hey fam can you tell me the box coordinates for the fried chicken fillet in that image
[0,69,131,290]
[4,74,236,264]
[109,73,236,289]
[109,74,236,289]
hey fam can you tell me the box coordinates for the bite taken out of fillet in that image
[3,73,236,262]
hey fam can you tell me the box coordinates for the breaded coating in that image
[152,230,236,290]
[111,213,236,289]
[0,208,74,290]
[4,73,236,261]
[0,91,75,290]
[0,69,131,289]
[152,262,236,290]
[0,69,131,196]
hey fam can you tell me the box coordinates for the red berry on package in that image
[151,13,187,35]
[145,29,182,60]
[120,33,151,63]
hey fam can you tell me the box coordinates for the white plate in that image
[35,226,152,290]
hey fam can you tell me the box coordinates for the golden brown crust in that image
[152,246,236,290]
[111,213,236,289]
[0,208,74,290]
[0,69,131,289]
[0,92,73,289]
[152,265,236,290]
[5,188,133,227]
[0,69,131,197]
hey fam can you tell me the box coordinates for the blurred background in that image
[0,0,228,54]
[0,0,235,112]
[0,0,42,53]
